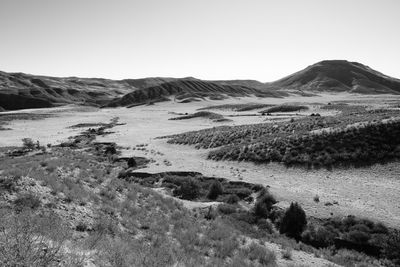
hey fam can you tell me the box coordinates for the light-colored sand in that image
[1,93,400,228]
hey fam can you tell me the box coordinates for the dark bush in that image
[269,207,285,225]
[104,145,117,155]
[348,224,370,233]
[173,178,200,200]
[204,206,217,220]
[224,188,253,199]
[280,202,307,240]
[207,180,223,200]
[0,177,18,192]
[14,193,41,211]
[225,194,240,204]
[22,138,35,150]
[302,224,338,247]
[127,157,137,168]
[257,219,274,233]
[253,190,277,218]
[346,230,371,244]
[232,211,258,225]
[217,203,237,215]
[75,222,89,232]
[371,222,388,234]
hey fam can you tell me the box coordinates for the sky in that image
[0,0,399,82]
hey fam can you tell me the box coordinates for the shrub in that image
[173,178,200,200]
[326,248,381,267]
[257,219,274,234]
[280,202,307,240]
[282,248,292,260]
[22,138,35,150]
[0,209,69,266]
[246,242,276,265]
[346,230,371,244]
[225,194,240,204]
[301,224,338,247]
[217,203,237,215]
[75,222,89,232]
[232,211,258,225]
[100,186,116,200]
[204,206,217,220]
[371,222,388,234]
[127,157,137,168]
[225,188,253,199]
[207,180,223,200]
[14,193,41,211]
[253,190,277,218]
[269,207,285,225]
[215,237,239,258]
[0,176,18,192]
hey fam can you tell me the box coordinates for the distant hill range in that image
[1,60,399,110]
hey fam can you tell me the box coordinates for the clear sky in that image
[0,0,399,82]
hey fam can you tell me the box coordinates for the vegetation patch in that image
[119,171,263,203]
[68,122,108,128]
[199,103,274,112]
[165,109,400,168]
[259,104,309,113]
[169,111,225,122]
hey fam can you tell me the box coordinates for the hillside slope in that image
[106,79,286,107]
[0,71,284,110]
[272,60,400,94]
[0,71,136,110]
[2,60,400,111]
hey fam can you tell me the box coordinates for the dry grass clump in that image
[244,242,277,266]
[0,209,72,267]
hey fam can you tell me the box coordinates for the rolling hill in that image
[271,60,400,94]
[0,71,135,110]
[106,78,286,107]
[0,71,283,110]
[1,60,400,111]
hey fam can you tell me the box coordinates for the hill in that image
[106,79,286,107]
[2,60,400,110]
[271,60,400,94]
[0,71,138,110]
[0,71,285,110]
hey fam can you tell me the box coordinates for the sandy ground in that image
[1,93,400,228]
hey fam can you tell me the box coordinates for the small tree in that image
[127,157,137,168]
[207,180,223,200]
[174,178,200,200]
[22,138,35,150]
[279,202,307,240]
